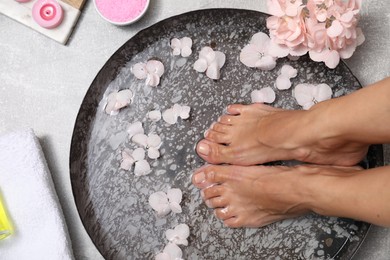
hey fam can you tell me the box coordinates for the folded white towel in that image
[0,129,74,260]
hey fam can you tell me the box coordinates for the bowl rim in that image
[93,0,150,26]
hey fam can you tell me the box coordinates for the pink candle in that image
[95,0,149,24]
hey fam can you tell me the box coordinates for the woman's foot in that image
[196,103,368,166]
[192,164,309,227]
[191,164,362,228]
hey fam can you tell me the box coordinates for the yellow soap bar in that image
[0,194,13,240]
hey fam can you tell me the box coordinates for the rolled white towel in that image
[0,129,74,260]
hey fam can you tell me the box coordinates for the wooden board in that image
[0,0,87,45]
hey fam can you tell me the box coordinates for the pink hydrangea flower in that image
[266,0,365,69]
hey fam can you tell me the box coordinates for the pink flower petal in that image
[309,49,328,62]
[193,58,208,72]
[104,92,118,115]
[172,48,181,56]
[324,50,340,69]
[174,224,190,240]
[275,74,291,90]
[149,191,170,216]
[267,0,285,17]
[132,62,147,80]
[327,20,344,38]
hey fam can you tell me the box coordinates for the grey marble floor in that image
[0,1,389,259]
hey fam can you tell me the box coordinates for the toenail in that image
[204,130,209,138]
[205,200,212,208]
[198,142,210,155]
[194,172,205,184]
[200,190,205,198]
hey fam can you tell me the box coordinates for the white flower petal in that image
[267,40,289,58]
[255,55,276,71]
[275,75,292,90]
[132,62,148,79]
[149,191,169,210]
[104,92,118,115]
[239,44,261,68]
[251,87,276,104]
[127,121,144,138]
[199,46,216,65]
[314,83,333,102]
[167,188,182,204]
[162,108,178,125]
[155,252,170,260]
[147,134,162,148]
[134,160,151,176]
[280,65,298,78]
[148,110,162,122]
[294,84,316,109]
[193,58,208,73]
[146,60,165,77]
[148,147,160,159]
[132,133,148,148]
[113,89,133,110]
[206,62,221,80]
[181,46,192,57]
[174,224,190,240]
[172,104,183,117]
[250,32,271,46]
[163,243,183,259]
[214,51,226,68]
[132,147,146,161]
[172,48,181,56]
[179,105,191,119]
[120,149,135,170]
[146,73,161,87]
[170,38,181,49]
[169,202,182,214]
[180,37,192,48]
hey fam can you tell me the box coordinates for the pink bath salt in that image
[95,0,148,23]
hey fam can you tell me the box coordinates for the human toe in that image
[214,207,235,221]
[196,140,233,164]
[204,129,230,144]
[205,196,228,208]
[201,185,224,200]
[218,115,236,125]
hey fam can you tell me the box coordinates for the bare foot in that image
[196,103,368,166]
[191,164,363,228]
[192,164,310,227]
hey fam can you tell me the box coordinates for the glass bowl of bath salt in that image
[94,0,150,26]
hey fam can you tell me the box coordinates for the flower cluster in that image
[266,0,365,68]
